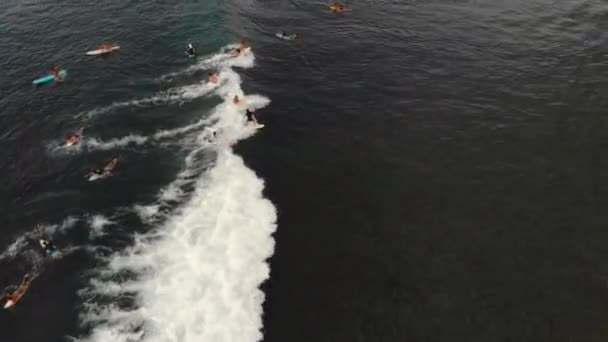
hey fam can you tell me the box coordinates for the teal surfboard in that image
[33,70,67,85]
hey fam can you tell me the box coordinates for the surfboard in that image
[65,139,78,147]
[3,300,15,309]
[275,33,296,40]
[86,46,120,56]
[32,70,67,85]
[255,124,265,129]
[88,172,110,181]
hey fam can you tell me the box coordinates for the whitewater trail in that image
[75,47,251,120]
[78,46,277,342]
[0,216,79,261]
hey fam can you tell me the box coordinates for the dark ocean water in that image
[0,0,607,341]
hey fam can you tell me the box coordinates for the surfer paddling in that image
[208,72,218,84]
[65,126,85,147]
[2,274,32,309]
[50,66,61,79]
[329,3,349,12]
[87,158,118,180]
[97,44,118,51]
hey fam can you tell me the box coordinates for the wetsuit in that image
[186,43,196,56]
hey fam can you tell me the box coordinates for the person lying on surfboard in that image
[277,31,297,40]
[65,127,85,146]
[50,66,60,79]
[329,3,348,12]
[87,158,118,179]
[208,73,218,84]
[97,44,115,51]
[2,274,32,309]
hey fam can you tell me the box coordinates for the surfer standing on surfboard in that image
[2,274,32,309]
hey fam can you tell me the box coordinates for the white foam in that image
[133,204,162,224]
[82,150,277,342]
[89,215,114,238]
[79,44,276,342]
[77,46,252,121]
[0,235,28,260]
[76,82,218,120]
[83,135,149,151]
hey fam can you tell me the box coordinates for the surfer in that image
[40,239,58,255]
[50,66,60,79]
[232,41,248,56]
[186,42,196,57]
[329,3,346,12]
[66,126,84,146]
[207,130,218,143]
[245,109,258,125]
[277,31,296,40]
[87,158,118,179]
[208,72,218,84]
[233,95,240,104]
[2,274,32,309]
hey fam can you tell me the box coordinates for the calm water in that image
[0,0,607,341]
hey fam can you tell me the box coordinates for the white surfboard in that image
[88,173,107,181]
[4,300,15,309]
[255,124,265,129]
[65,138,79,147]
[276,32,296,40]
[86,46,120,56]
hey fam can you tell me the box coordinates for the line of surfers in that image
[61,41,261,178]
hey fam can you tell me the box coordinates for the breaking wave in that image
[78,45,277,342]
